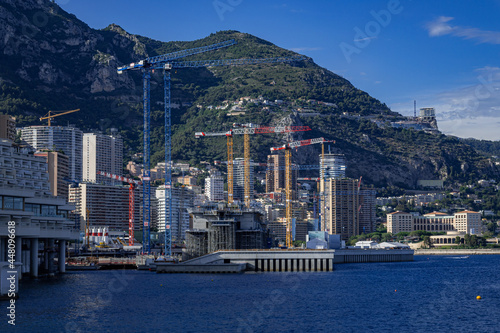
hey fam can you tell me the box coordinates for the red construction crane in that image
[196,125,311,207]
[270,137,333,247]
[97,171,141,246]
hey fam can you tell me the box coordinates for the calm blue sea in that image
[2,255,500,332]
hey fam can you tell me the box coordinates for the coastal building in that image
[34,151,70,200]
[387,210,482,234]
[68,183,141,231]
[83,132,123,185]
[155,185,195,241]
[0,114,16,141]
[0,139,77,284]
[185,204,267,259]
[454,211,482,234]
[20,125,83,181]
[387,211,413,234]
[321,178,359,240]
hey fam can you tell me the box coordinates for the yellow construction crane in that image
[196,125,311,207]
[270,138,333,247]
[40,109,80,126]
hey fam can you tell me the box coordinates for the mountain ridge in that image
[0,0,498,188]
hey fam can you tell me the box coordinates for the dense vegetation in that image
[0,1,498,189]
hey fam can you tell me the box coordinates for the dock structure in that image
[156,248,414,273]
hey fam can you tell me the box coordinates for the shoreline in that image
[414,249,500,255]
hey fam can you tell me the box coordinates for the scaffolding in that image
[185,230,208,260]
[207,220,236,253]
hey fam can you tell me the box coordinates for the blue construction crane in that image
[117,39,305,255]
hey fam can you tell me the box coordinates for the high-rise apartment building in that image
[320,153,346,179]
[359,189,376,234]
[83,133,123,184]
[34,151,70,200]
[205,171,224,201]
[20,125,83,181]
[265,154,298,199]
[156,186,195,241]
[321,178,359,240]
[68,183,141,231]
[233,158,254,202]
[266,154,285,193]
[0,115,16,141]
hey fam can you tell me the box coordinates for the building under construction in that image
[185,203,268,260]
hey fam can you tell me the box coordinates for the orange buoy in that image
[476,295,482,300]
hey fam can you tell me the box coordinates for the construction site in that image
[184,203,268,260]
[6,38,383,272]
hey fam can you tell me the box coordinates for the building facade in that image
[0,114,16,141]
[156,185,195,241]
[34,151,70,200]
[387,210,482,235]
[83,133,123,184]
[20,125,83,181]
[68,183,141,232]
[320,153,346,179]
[321,178,359,240]
[233,158,254,202]
[0,139,77,282]
[205,172,224,201]
[265,154,298,199]
[454,211,482,234]
[359,189,376,234]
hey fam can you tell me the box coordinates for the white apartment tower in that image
[20,125,83,181]
[156,186,195,241]
[205,171,224,201]
[83,133,123,184]
[233,158,254,202]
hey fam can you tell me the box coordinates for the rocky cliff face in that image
[0,0,138,94]
[0,1,498,188]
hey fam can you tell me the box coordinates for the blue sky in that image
[56,0,500,141]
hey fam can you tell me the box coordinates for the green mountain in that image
[0,0,498,188]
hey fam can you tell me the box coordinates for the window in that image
[41,205,57,216]
[2,196,23,210]
[25,203,41,214]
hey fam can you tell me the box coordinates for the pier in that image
[156,248,414,273]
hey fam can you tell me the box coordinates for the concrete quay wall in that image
[333,249,414,263]
[415,249,500,256]
[181,249,413,272]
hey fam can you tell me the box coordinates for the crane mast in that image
[118,38,305,255]
[196,125,311,207]
[270,138,333,247]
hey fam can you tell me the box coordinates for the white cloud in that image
[390,67,500,140]
[425,16,500,44]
